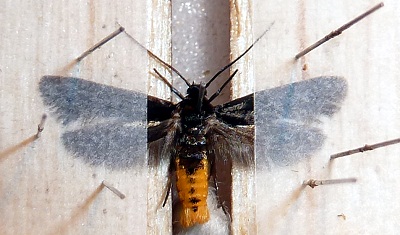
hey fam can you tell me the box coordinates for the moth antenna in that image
[208,69,239,103]
[153,68,185,100]
[147,50,191,87]
[205,22,274,88]
[124,30,191,87]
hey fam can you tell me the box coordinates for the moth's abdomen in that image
[175,157,210,227]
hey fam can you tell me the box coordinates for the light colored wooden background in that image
[253,1,400,234]
[1,0,399,235]
[0,1,151,234]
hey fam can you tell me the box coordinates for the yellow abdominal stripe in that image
[175,158,210,227]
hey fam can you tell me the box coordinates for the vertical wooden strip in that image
[229,0,256,234]
[147,0,173,100]
[230,0,255,98]
[146,0,172,234]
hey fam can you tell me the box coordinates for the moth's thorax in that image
[177,110,208,159]
[176,83,214,160]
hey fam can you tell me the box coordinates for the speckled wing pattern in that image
[39,76,147,169]
[255,76,347,168]
[39,76,346,169]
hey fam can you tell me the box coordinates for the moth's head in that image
[186,82,207,100]
[185,82,208,113]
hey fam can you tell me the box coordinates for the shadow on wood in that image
[48,184,104,235]
[266,184,306,234]
[53,60,78,76]
[0,135,38,163]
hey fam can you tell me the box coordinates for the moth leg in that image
[162,163,174,207]
[162,176,172,207]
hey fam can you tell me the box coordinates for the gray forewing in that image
[39,76,146,125]
[39,76,147,169]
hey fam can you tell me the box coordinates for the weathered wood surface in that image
[1,0,399,235]
[254,1,400,235]
[0,1,150,234]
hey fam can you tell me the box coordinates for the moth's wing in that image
[148,95,175,122]
[206,117,254,216]
[214,94,254,125]
[146,96,177,165]
[255,76,347,167]
[39,76,146,125]
[39,76,149,169]
[147,117,180,166]
[62,122,147,169]
[206,117,254,166]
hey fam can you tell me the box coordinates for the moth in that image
[39,42,347,229]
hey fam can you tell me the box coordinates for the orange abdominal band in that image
[175,158,210,227]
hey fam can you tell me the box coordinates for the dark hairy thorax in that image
[176,84,214,163]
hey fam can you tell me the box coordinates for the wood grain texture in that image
[230,0,256,234]
[254,1,400,234]
[146,0,172,234]
[0,1,148,235]
[1,0,399,235]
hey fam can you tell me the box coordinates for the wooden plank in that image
[0,1,149,234]
[229,1,256,234]
[254,1,400,234]
[146,0,172,234]
[2,1,398,235]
